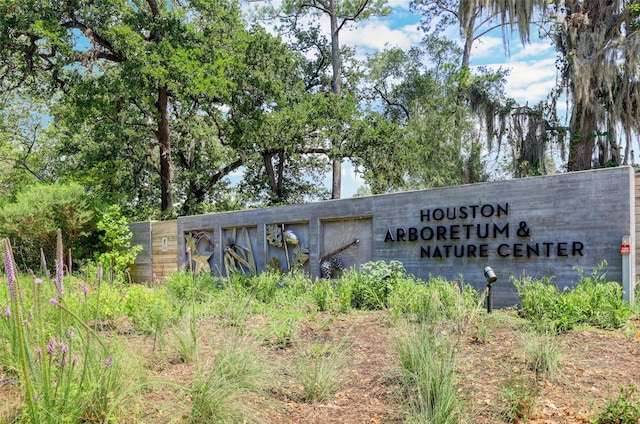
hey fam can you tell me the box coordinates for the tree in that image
[411,0,562,178]
[440,0,640,171]
[0,0,246,214]
[0,91,54,199]
[266,0,392,199]
[354,36,489,193]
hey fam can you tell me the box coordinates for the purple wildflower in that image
[54,260,64,299]
[97,262,103,282]
[4,305,9,317]
[55,230,64,299]
[60,343,68,364]
[47,338,56,356]
[49,298,60,307]
[105,356,114,369]
[3,239,17,301]
[72,355,78,365]
[33,277,43,285]
[66,328,73,338]
[36,348,42,359]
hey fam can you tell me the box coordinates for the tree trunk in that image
[568,99,597,171]
[329,0,342,199]
[156,86,173,211]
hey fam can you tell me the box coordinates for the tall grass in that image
[395,323,460,424]
[190,336,264,423]
[294,339,351,402]
[1,237,123,423]
[521,330,562,380]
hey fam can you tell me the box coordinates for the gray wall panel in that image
[168,167,635,307]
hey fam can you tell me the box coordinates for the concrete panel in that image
[171,167,635,307]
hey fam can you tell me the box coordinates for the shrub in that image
[515,262,633,332]
[95,205,142,281]
[0,182,97,269]
[338,260,411,310]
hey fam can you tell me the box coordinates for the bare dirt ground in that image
[2,310,640,423]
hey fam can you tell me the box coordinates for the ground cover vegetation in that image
[2,233,640,423]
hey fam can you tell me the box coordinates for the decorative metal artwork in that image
[223,227,256,276]
[184,231,214,274]
[319,238,359,278]
[266,224,308,272]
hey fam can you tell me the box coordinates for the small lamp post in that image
[484,266,497,313]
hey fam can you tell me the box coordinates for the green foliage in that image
[260,308,303,348]
[95,205,142,278]
[387,275,484,333]
[395,323,460,424]
[0,182,97,269]
[515,263,633,332]
[164,270,220,303]
[592,385,640,424]
[294,339,351,403]
[190,337,264,423]
[498,376,539,423]
[123,284,177,335]
[338,260,410,310]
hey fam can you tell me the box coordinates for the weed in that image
[498,375,539,423]
[592,385,640,424]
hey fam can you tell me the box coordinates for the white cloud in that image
[510,41,555,60]
[470,36,504,59]
[387,0,411,8]
[340,160,366,197]
[341,20,422,53]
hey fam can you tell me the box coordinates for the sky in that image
[330,1,561,197]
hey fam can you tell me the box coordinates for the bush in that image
[515,263,633,332]
[0,182,98,269]
[337,260,411,310]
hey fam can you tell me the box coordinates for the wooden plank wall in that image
[151,220,178,282]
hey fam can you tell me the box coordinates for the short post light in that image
[484,266,497,313]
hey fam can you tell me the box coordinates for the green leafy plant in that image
[592,385,640,424]
[338,260,413,311]
[0,182,97,270]
[95,205,142,282]
[515,262,633,332]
